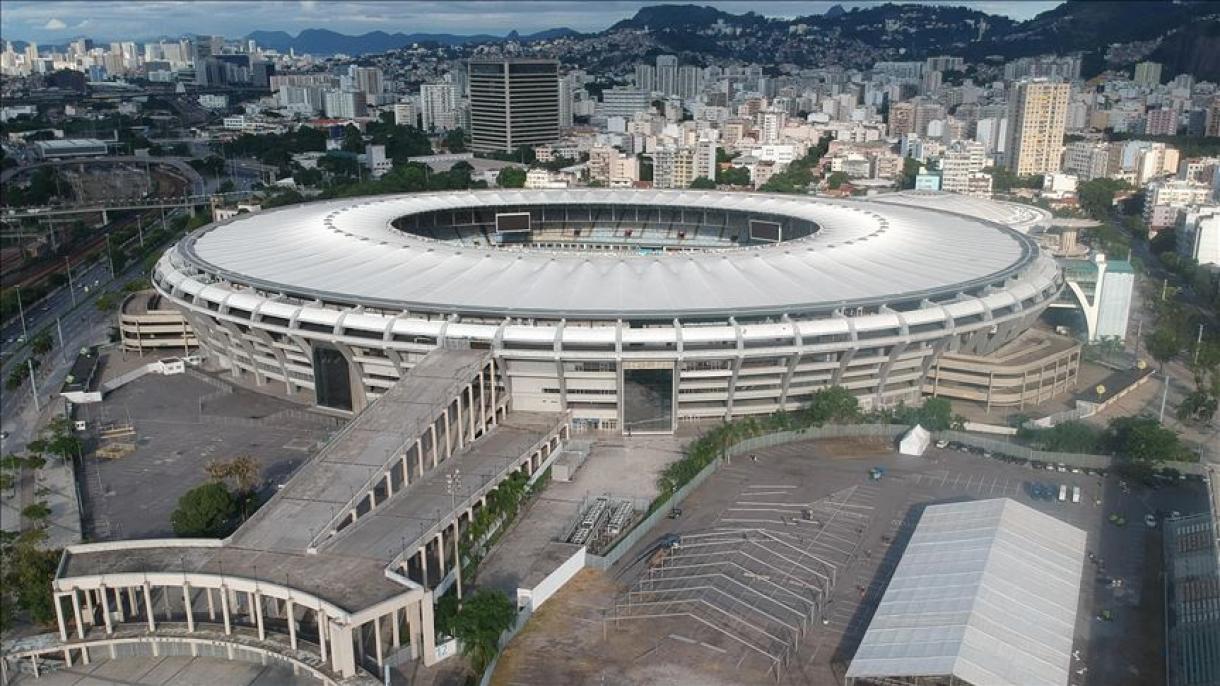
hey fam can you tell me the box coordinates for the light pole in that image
[65,257,77,306]
[56,317,67,364]
[1194,323,1205,366]
[15,285,27,340]
[27,357,40,413]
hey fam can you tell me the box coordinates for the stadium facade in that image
[152,189,1064,432]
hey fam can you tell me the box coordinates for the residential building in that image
[1144,179,1212,228]
[1177,206,1220,267]
[634,63,656,93]
[1005,80,1069,176]
[656,55,678,97]
[349,66,383,96]
[364,144,391,177]
[1144,108,1178,136]
[1135,143,1180,184]
[653,141,716,188]
[420,83,460,131]
[601,88,650,118]
[1062,141,1113,181]
[939,140,989,196]
[323,90,366,119]
[468,58,560,153]
[393,101,418,128]
[888,101,915,137]
[1133,61,1162,87]
[587,146,639,187]
[677,65,702,99]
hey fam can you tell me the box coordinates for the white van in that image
[1071,486,1081,503]
[1058,484,1068,502]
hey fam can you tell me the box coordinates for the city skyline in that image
[2,0,1065,44]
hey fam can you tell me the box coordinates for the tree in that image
[496,166,526,189]
[719,166,751,186]
[1078,178,1131,221]
[0,529,61,632]
[444,129,467,153]
[1145,326,1182,368]
[1105,416,1192,463]
[31,331,53,355]
[1017,421,1102,453]
[341,124,365,154]
[826,171,849,190]
[95,292,119,312]
[171,482,238,537]
[21,502,51,522]
[688,176,716,189]
[448,588,516,674]
[802,386,861,425]
[205,455,262,494]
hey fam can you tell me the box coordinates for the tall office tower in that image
[350,66,384,96]
[467,58,560,153]
[420,83,460,131]
[677,65,702,99]
[656,55,678,97]
[1208,97,1220,138]
[1005,79,1069,176]
[1133,61,1162,87]
[635,64,656,93]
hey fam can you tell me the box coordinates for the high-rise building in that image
[1144,108,1178,136]
[634,64,656,93]
[558,78,573,128]
[349,66,384,97]
[656,55,678,97]
[1062,141,1113,181]
[888,101,915,137]
[323,90,367,119]
[420,83,460,131]
[940,140,990,196]
[677,65,702,99]
[393,101,419,128]
[1005,80,1069,176]
[653,141,716,188]
[1207,97,1220,138]
[467,58,560,153]
[1176,206,1220,267]
[601,88,650,118]
[1133,61,1162,87]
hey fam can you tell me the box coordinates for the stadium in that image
[152,189,1064,432]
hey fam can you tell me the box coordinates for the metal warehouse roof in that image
[846,498,1086,686]
[181,189,1039,319]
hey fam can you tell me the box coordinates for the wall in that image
[516,546,586,613]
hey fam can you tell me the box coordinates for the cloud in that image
[42,17,67,30]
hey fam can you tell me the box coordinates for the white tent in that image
[899,424,931,456]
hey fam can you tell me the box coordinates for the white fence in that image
[516,546,586,613]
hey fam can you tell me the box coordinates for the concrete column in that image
[318,611,329,663]
[444,407,453,458]
[414,439,424,480]
[287,600,298,650]
[143,584,156,631]
[220,586,232,635]
[54,593,69,642]
[391,607,401,647]
[84,588,94,626]
[435,533,446,577]
[478,369,488,432]
[99,586,113,635]
[419,547,429,587]
[407,601,421,659]
[430,424,439,468]
[385,470,394,498]
[329,621,357,677]
[421,591,439,667]
[456,393,465,450]
[374,615,384,668]
[467,384,476,442]
[183,585,195,632]
[71,590,85,639]
[127,587,137,621]
[206,587,215,621]
[255,592,265,640]
[454,519,464,600]
[490,358,499,426]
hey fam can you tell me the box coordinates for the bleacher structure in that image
[612,486,871,680]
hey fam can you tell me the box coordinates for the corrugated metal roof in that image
[180,190,1038,319]
[846,498,1086,686]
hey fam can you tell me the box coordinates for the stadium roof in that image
[180,189,1042,319]
[870,190,1052,234]
[846,498,1086,686]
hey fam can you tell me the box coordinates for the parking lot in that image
[77,371,339,540]
[493,436,1209,686]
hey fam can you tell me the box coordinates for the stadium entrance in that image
[621,361,675,435]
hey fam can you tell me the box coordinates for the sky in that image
[1,1,1065,44]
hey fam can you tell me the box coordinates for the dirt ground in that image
[490,437,1204,686]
